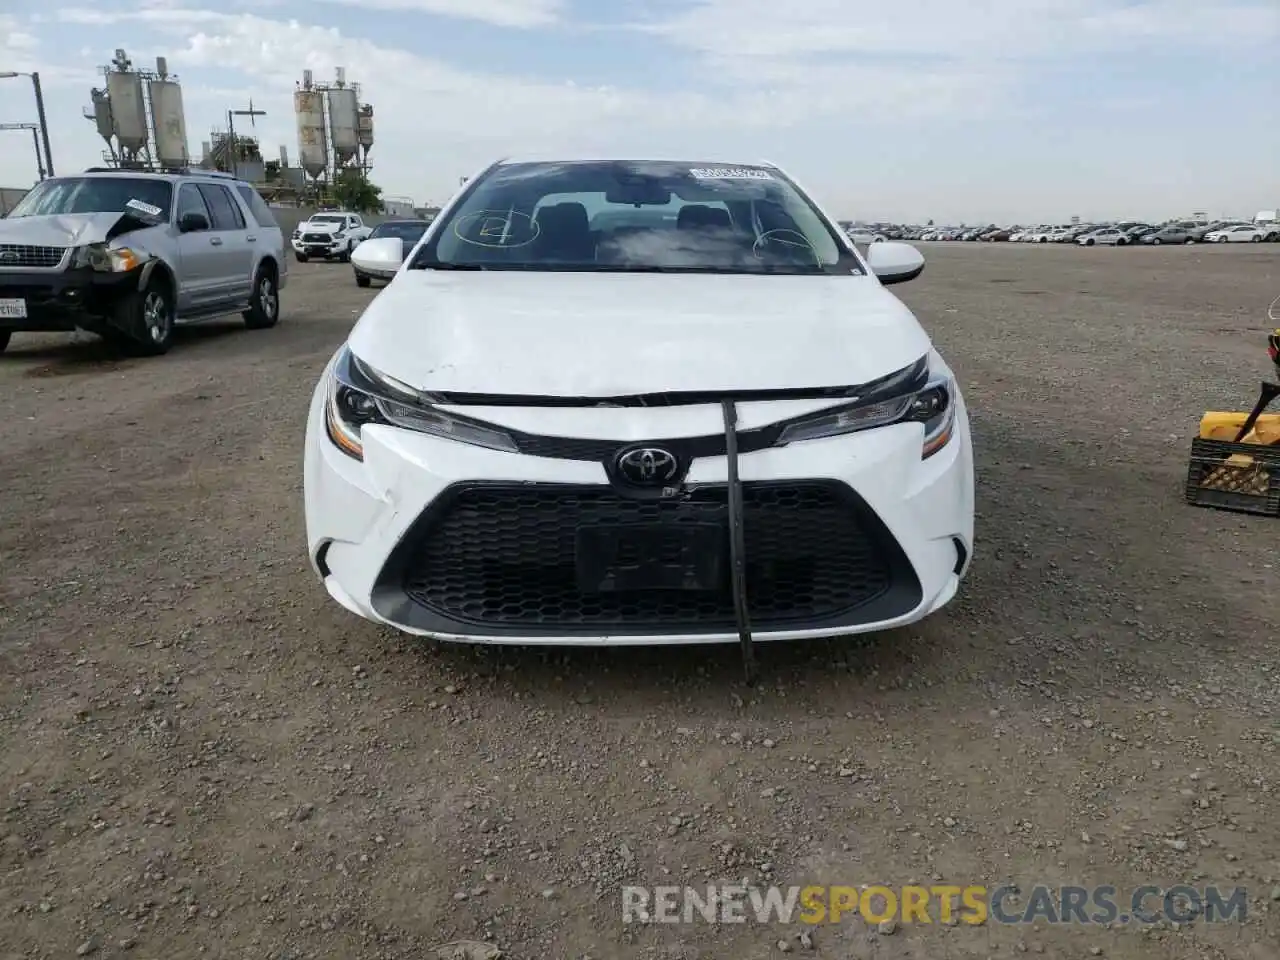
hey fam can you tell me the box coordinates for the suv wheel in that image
[117,277,174,356]
[295,252,310,263]
[356,273,371,288]
[0,331,10,353]
[338,242,353,263]
[1184,237,1196,244]
[243,265,280,330]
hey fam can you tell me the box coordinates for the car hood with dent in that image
[0,212,155,249]
[347,270,933,397]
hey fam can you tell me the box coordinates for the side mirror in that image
[351,237,405,275]
[865,241,925,285]
[179,211,209,233]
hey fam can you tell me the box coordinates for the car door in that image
[195,182,254,303]
[173,183,221,311]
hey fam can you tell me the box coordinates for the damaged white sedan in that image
[0,169,285,355]
[303,157,974,671]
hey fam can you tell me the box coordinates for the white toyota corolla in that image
[304,158,974,658]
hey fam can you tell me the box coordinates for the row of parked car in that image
[873,219,1280,245]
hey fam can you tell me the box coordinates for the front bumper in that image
[303,377,976,645]
[292,235,348,257]
[0,267,142,333]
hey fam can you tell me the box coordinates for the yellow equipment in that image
[1184,314,1280,515]
[1198,411,1280,444]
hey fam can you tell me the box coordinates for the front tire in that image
[243,264,280,329]
[1250,235,1261,243]
[1185,237,1196,244]
[0,331,10,353]
[356,274,371,288]
[295,252,309,263]
[118,277,175,356]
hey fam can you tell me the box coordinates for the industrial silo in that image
[294,86,328,179]
[107,68,149,160]
[327,87,360,165]
[149,78,190,169]
[357,104,374,155]
[89,89,113,142]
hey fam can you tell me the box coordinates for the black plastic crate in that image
[1185,437,1280,516]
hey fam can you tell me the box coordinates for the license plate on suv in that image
[0,299,27,319]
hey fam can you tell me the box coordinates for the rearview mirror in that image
[178,211,209,233]
[351,237,405,275]
[604,182,672,206]
[864,241,925,285]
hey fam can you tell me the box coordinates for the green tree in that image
[332,168,384,213]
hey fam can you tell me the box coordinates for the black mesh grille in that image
[0,243,66,269]
[375,481,920,635]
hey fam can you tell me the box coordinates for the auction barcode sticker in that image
[126,199,163,217]
[688,167,773,180]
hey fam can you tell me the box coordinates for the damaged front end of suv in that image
[0,183,177,355]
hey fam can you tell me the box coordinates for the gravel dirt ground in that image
[2,242,1278,960]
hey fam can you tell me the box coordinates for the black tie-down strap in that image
[721,399,756,685]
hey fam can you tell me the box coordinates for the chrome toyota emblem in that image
[0,251,17,261]
[615,446,680,485]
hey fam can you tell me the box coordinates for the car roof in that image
[496,155,779,168]
[72,168,257,188]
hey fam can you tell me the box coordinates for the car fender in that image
[136,254,178,294]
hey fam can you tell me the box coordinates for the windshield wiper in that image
[411,261,487,271]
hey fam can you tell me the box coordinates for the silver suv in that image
[0,168,287,355]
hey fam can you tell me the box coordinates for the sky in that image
[0,0,1277,224]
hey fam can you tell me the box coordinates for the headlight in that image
[776,358,957,459]
[73,243,144,272]
[324,346,518,461]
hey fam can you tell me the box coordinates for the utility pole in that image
[0,71,53,176]
[0,122,44,181]
[31,72,53,176]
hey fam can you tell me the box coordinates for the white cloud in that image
[1,14,40,61]
[42,5,1002,201]
[636,0,1280,59]
[312,0,565,28]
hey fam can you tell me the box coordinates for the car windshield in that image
[371,221,429,242]
[8,176,174,220]
[412,160,859,276]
